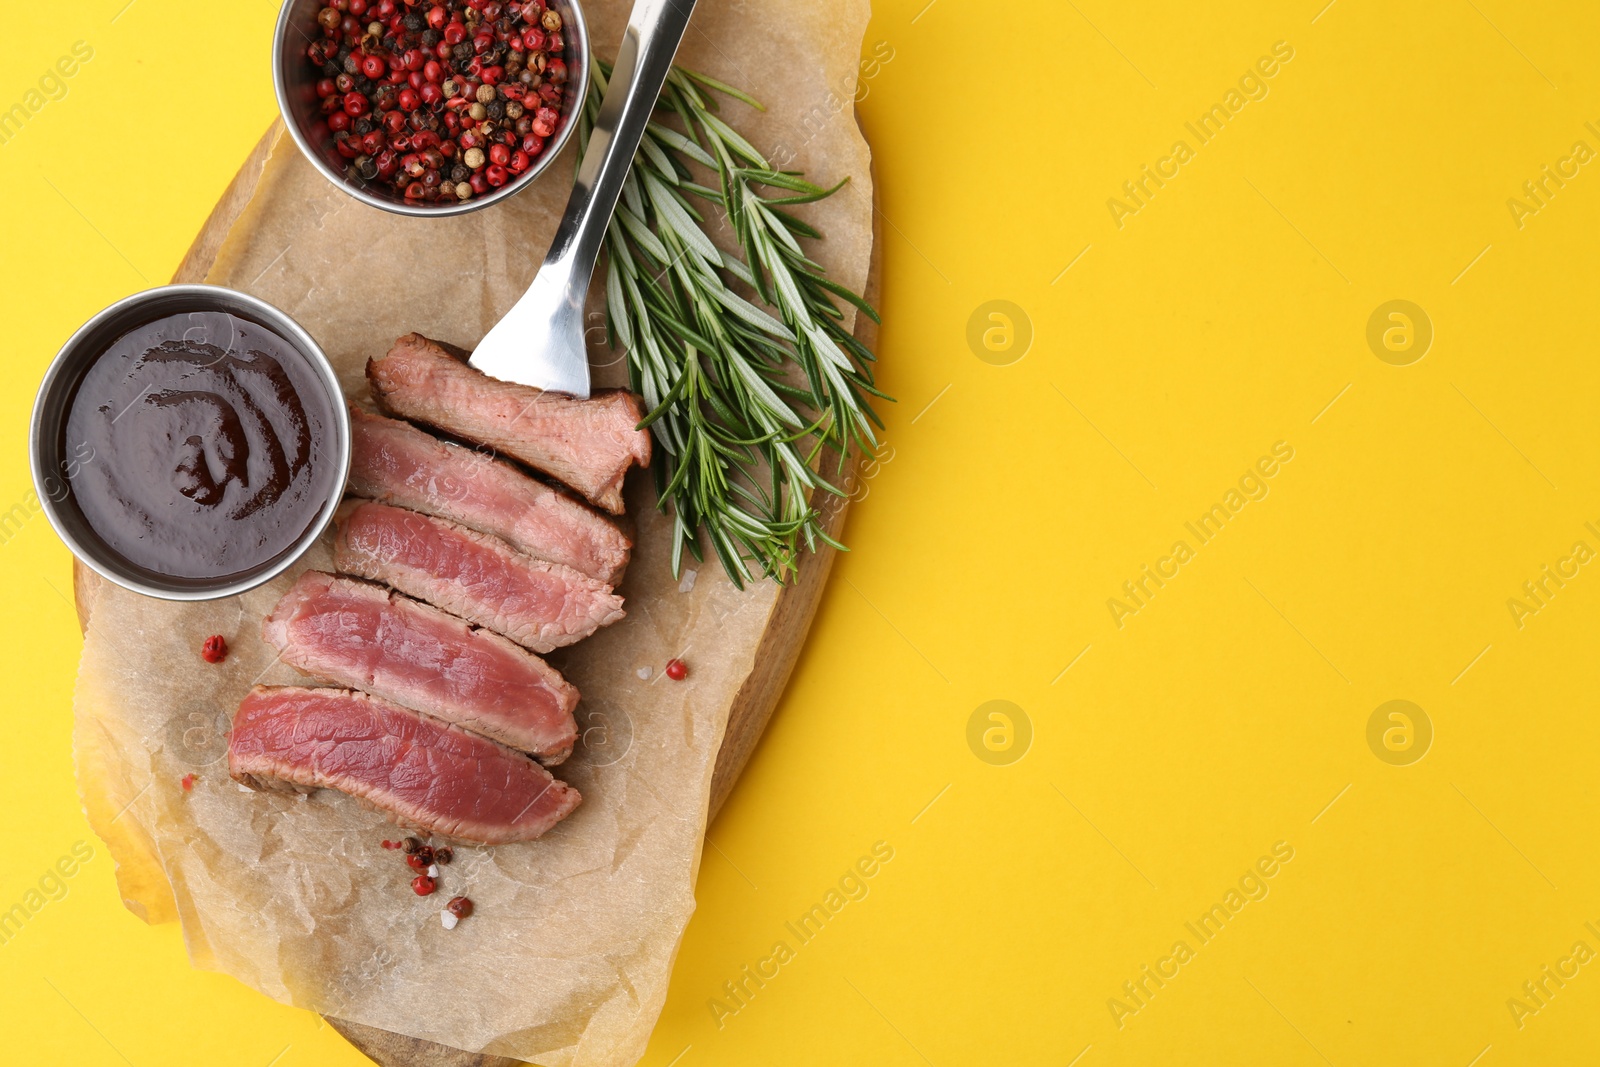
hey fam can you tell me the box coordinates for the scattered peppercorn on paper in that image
[69,1,874,1063]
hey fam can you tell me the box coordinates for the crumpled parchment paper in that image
[70,1,874,1062]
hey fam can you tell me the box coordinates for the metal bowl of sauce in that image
[31,285,350,600]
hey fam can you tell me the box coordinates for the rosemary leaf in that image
[584,59,890,586]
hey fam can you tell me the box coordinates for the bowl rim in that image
[271,0,592,218]
[29,283,352,602]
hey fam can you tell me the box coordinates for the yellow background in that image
[4,0,1599,1064]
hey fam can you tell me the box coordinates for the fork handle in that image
[541,0,698,297]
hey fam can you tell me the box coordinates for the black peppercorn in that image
[343,53,360,75]
[402,836,422,854]
[434,847,454,865]
[422,28,442,47]
[354,117,375,135]
[486,99,505,121]
[453,42,473,63]
[451,163,471,183]
[402,11,424,30]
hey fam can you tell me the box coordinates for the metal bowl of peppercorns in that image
[273,0,591,216]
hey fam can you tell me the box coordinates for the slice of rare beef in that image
[228,685,580,845]
[334,502,625,654]
[347,406,632,585]
[366,333,650,514]
[263,570,577,763]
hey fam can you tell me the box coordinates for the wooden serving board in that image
[74,121,880,1067]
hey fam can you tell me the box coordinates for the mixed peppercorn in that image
[383,836,474,924]
[304,0,570,204]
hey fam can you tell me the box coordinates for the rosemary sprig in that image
[578,61,889,587]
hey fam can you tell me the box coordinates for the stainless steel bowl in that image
[272,0,591,217]
[30,284,351,601]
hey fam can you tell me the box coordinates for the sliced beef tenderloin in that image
[366,333,650,514]
[263,570,577,763]
[228,685,580,845]
[333,501,625,654]
[347,406,632,585]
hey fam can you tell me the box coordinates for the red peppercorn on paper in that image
[69,1,874,1062]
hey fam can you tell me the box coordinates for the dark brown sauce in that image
[63,311,339,581]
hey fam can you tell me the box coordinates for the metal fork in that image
[469,0,698,398]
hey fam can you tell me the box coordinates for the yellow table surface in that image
[5,1,1600,1063]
